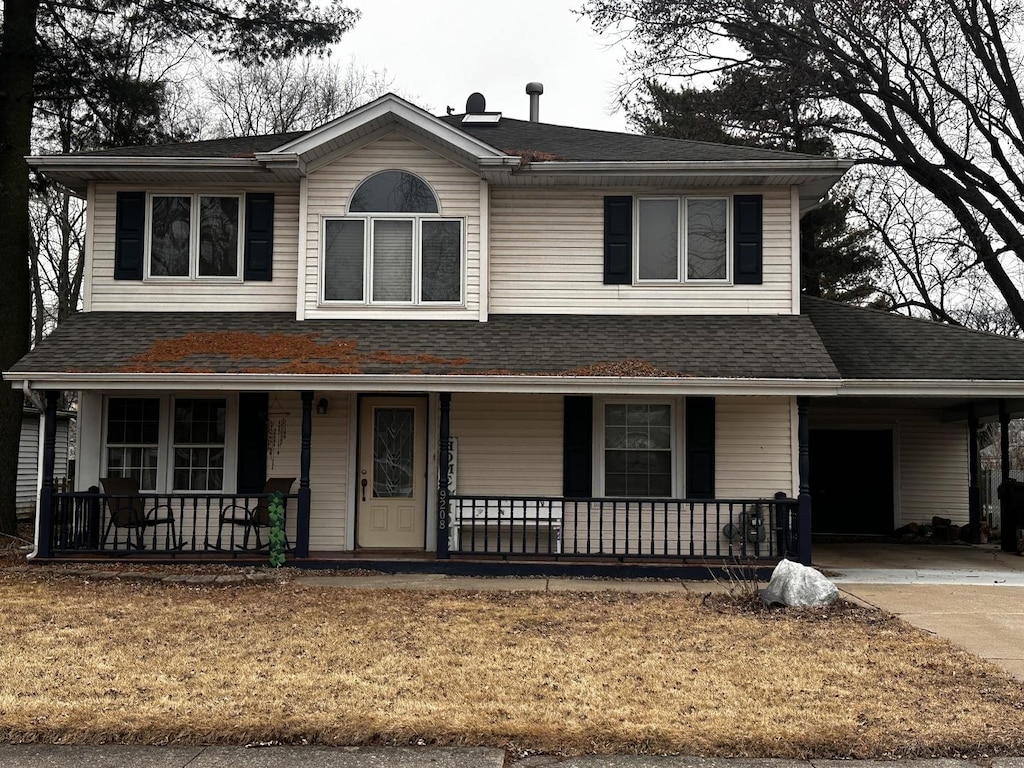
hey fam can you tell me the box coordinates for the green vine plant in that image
[268,492,287,568]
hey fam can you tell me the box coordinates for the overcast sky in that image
[335,0,633,132]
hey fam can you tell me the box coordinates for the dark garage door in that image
[809,428,895,535]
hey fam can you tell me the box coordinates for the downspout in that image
[22,381,45,559]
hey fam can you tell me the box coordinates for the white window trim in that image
[635,195,732,286]
[593,397,683,498]
[319,213,466,307]
[145,193,245,282]
[101,393,238,494]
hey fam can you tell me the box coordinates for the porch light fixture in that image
[316,397,329,415]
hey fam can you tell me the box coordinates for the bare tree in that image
[201,57,394,137]
[581,0,1024,332]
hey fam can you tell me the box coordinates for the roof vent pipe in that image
[526,82,544,122]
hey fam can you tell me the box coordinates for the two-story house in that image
[10,92,1024,571]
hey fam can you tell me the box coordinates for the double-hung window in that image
[637,197,729,283]
[103,396,229,492]
[602,403,674,497]
[172,398,227,491]
[105,397,161,490]
[322,170,463,305]
[149,194,242,279]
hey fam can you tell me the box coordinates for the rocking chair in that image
[99,476,178,550]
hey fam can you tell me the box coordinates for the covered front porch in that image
[29,387,812,572]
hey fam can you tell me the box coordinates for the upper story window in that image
[149,194,242,279]
[636,197,729,283]
[321,170,463,305]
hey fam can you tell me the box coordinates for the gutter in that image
[6,371,843,397]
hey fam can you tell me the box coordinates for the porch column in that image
[437,392,451,559]
[968,404,982,545]
[797,396,812,566]
[36,390,59,559]
[295,390,313,558]
[999,400,1012,551]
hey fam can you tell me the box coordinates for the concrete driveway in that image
[814,542,1024,680]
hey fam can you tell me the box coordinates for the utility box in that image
[996,479,1024,554]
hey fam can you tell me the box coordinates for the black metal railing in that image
[447,495,800,560]
[48,489,298,556]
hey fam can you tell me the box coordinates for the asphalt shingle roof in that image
[59,116,820,163]
[801,296,1024,380]
[10,312,839,380]
[440,115,822,163]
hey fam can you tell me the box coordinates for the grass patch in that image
[0,572,1022,757]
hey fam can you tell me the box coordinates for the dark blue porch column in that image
[35,390,59,559]
[797,396,812,565]
[437,392,451,559]
[295,390,313,558]
[968,404,982,545]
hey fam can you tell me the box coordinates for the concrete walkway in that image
[0,746,1021,768]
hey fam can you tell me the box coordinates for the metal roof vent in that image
[462,92,501,125]
[526,82,544,122]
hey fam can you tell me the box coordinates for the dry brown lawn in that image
[0,569,1022,758]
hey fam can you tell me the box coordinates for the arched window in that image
[322,170,462,306]
[349,171,439,214]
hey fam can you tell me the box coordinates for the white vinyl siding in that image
[489,187,794,314]
[88,183,300,312]
[304,131,481,319]
[716,396,795,498]
[17,413,73,518]
[448,394,563,496]
[810,405,969,526]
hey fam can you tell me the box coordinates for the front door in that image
[357,396,427,549]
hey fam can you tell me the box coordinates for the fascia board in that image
[268,94,512,162]
[7,372,841,396]
[839,379,1024,397]
[27,156,265,172]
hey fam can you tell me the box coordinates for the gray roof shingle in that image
[439,115,822,163]
[9,312,839,380]
[49,116,821,164]
[802,295,1024,380]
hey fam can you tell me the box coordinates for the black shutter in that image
[244,193,275,281]
[236,392,269,494]
[603,195,632,285]
[733,194,763,285]
[114,191,145,280]
[563,396,593,498]
[686,397,715,499]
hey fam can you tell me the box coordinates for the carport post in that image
[969,404,982,545]
[797,396,812,566]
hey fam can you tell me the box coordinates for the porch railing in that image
[47,489,298,556]
[448,495,800,560]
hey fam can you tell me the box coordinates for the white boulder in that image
[761,558,839,608]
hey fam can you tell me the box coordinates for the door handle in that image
[361,478,368,502]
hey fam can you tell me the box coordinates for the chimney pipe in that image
[526,82,544,122]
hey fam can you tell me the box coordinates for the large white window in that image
[148,194,242,279]
[322,170,463,305]
[104,396,232,492]
[602,402,675,497]
[637,197,729,283]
